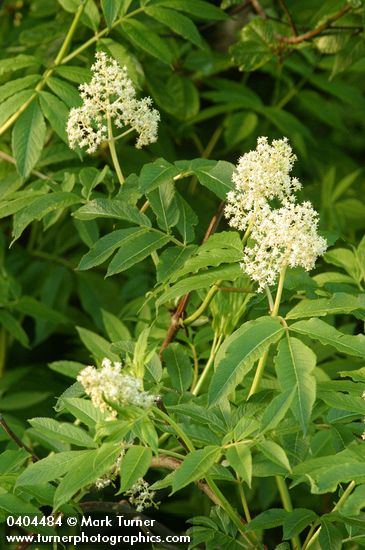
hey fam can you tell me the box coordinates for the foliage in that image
[0,0,365,549]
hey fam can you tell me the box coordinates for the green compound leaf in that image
[11,192,81,243]
[290,317,365,357]
[53,443,121,510]
[101,0,123,28]
[118,446,152,493]
[163,343,193,393]
[172,446,221,493]
[12,99,46,178]
[107,231,170,276]
[225,443,252,487]
[208,317,284,406]
[146,6,206,49]
[122,19,173,65]
[39,91,69,143]
[286,292,365,319]
[275,337,316,434]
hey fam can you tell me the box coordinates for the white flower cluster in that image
[67,51,160,153]
[241,201,327,290]
[225,137,301,231]
[94,448,126,490]
[125,478,157,512]
[77,358,156,420]
[225,136,327,290]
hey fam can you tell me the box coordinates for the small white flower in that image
[67,51,160,153]
[241,200,327,290]
[225,136,301,231]
[77,358,156,419]
[125,478,157,512]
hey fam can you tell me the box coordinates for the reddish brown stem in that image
[159,202,225,354]
[280,4,351,45]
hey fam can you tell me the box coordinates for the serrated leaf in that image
[286,293,365,319]
[46,76,82,108]
[156,0,227,20]
[14,296,68,325]
[62,397,107,427]
[194,160,235,199]
[78,228,147,270]
[257,440,291,472]
[283,508,317,539]
[340,484,365,516]
[101,0,123,28]
[175,194,198,243]
[76,326,119,363]
[319,520,343,550]
[107,231,170,276]
[29,418,97,448]
[157,245,197,283]
[260,388,296,434]
[290,318,365,357]
[231,19,274,71]
[146,6,206,49]
[0,54,39,75]
[156,264,242,306]
[172,446,221,493]
[208,317,284,406]
[39,91,69,143]
[16,450,90,487]
[73,199,151,226]
[275,337,316,434]
[122,19,173,64]
[12,100,46,178]
[170,231,243,283]
[53,444,121,509]
[11,192,80,242]
[245,509,288,531]
[147,181,179,231]
[118,446,152,493]
[0,75,40,103]
[226,444,252,487]
[139,158,180,193]
[0,310,29,348]
[163,343,193,393]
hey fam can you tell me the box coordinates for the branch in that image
[280,4,351,45]
[0,149,56,185]
[0,414,38,462]
[151,455,221,507]
[249,0,266,18]
[159,201,225,354]
[278,0,297,35]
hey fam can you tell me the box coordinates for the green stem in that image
[192,333,223,396]
[247,265,287,398]
[0,2,86,136]
[237,480,252,522]
[61,7,146,65]
[107,114,124,185]
[271,265,287,316]
[276,476,301,550]
[183,284,220,326]
[54,1,87,65]
[0,329,6,378]
[303,480,356,550]
[153,406,251,543]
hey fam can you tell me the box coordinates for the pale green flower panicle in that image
[241,200,327,290]
[77,357,156,420]
[67,51,160,154]
[225,136,301,231]
[226,136,327,290]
